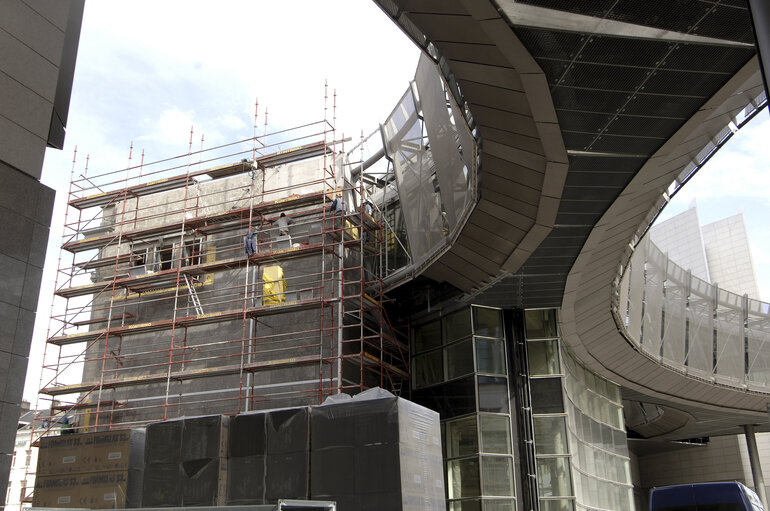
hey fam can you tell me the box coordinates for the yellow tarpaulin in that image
[263,265,286,304]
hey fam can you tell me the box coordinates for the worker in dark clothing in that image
[275,213,292,236]
[60,416,74,435]
[329,195,345,215]
[244,229,256,256]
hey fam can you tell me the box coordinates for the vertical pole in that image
[744,424,768,510]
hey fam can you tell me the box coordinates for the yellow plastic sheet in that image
[263,265,286,304]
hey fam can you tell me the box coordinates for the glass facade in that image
[413,306,515,510]
[413,306,634,510]
[525,308,635,511]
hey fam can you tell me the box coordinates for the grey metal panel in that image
[662,264,687,367]
[23,0,71,30]
[479,175,541,206]
[447,60,525,90]
[483,139,546,172]
[414,53,470,231]
[449,243,501,275]
[482,154,544,191]
[626,243,645,343]
[439,42,509,66]
[465,209,526,242]
[464,217,516,254]
[470,105,540,138]
[460,80,530,111]
[686,282,714,378]
[714,291,744,384]
[0,0,65,63]
[408,13,488,44]
[456,236,507,265]
[478,125,544,156]
[0,27,58,100]
[642,248,664,357]
[0,115,46,179]
[383,87,443,267]
[475,197,534,233]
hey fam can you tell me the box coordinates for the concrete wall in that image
[636,436,749,489]
[0,1,84,505]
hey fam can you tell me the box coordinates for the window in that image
[531,378,564,414]
[157,243,174,271]
[11,451,16,468]
[528,339,560,375]
[446,339,475,380]
[24,449,31,467]
[525,309,558,338]
[476,338,506,375]
[445,308,472,342]
[534,417,569,455]
[477,376,508,413]
[537,457,573,497]
[447,458,480,499]
[182,238,202,266]
[481,456,514,497]
[445,416,478,458]
[413,350,443,388]
[414,320,441,354]
[479,415,511,454]
[473,307,503,338]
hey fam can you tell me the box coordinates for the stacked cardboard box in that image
[33,429,145,509]
[227,407,310,504]
[310,389,445,511]
[142,414,229,507]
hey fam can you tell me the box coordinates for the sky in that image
[24,2,770,401]
[25,1,421,401]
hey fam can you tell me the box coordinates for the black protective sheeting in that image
[309,390,444,511]
[226,455,266,505]
[229,412,267,457]
[181,458,222,506]
[225,407,310,504]
[141,463,181,507]
[144,420,182,464]
[182,414,227,461]
[267,407,309,454]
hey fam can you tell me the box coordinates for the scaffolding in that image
[34,115,410,438]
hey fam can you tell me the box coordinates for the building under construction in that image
[38,118,410,431]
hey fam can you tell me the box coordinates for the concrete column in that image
[744,424,768,511]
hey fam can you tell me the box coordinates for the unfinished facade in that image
[38,120,409,431]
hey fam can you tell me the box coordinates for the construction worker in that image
[60,416,74,435]
[329,195,345,216]
[275,213,292,236]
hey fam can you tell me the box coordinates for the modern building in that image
[0,0,84,506]
[651,204,760,299]
[11,1,770,511]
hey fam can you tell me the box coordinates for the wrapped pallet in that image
[263,265,286,304]
[142,414,229,507]
[310,388,445,511]
[34,429,145,509]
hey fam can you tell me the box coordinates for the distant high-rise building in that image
[651,203,760,299]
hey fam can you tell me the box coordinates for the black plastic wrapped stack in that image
[142,415,229,507]
[310,388,445,511]
[227,407,310,504]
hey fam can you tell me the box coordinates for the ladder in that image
[184,274,204,315]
